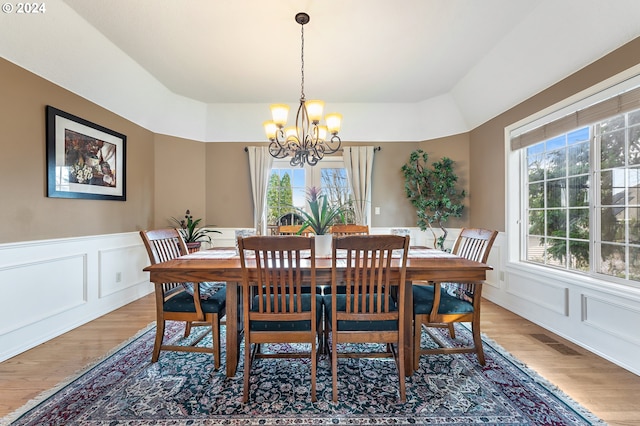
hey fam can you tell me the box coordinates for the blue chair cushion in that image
[413,284,473,315]
[323,294,398,331]
[164,286,226,314]
[250,294,323,331]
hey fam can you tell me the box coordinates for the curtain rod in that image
[244,146,381,152]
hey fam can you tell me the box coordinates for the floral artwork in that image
[65,129,117,187]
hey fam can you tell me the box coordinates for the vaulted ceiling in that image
[2,0,640,142]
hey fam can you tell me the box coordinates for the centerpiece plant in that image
[293,187,346,235]
[170,209,221,251]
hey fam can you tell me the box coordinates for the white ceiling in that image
[2,0,640,142]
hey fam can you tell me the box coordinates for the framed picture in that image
[46,106,126,201]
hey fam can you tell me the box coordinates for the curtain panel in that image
[246,146,273,235]
[343,146,375,225]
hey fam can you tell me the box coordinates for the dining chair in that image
[324,234,410,403]
[319,224,370,341]
[277,224,313,236]
[139,229,226,370]
[237,235,322,402]
[413,228,498,368]
[329,224,369,236]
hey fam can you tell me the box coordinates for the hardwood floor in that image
[1,295,639,425]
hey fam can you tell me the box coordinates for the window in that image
[517,80,640,286]
[266,158,355,232]
[525,128,591,272]
[595,110,640,281]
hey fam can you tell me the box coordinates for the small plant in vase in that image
[170,209,221,253]
[292,187,346,256]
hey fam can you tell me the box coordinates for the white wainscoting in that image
[0,232,152,362]
[3,228,639,377]
[481,233,640,376]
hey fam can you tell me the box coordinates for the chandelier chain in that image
[300,23,305,101]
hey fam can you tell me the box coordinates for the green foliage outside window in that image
[526,109,640,281]
[266,172,294,224]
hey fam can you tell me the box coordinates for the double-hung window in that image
[511,77,640,286]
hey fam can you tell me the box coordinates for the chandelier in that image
[263,12,342,167]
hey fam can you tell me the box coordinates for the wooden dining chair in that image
[329,224,369,236]
[413,228,498,368]
[237,235,322,402]
[325,234,410,402]
[277,224,313,236]
[140,229,226,370]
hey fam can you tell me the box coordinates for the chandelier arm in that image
[323,135,342,154]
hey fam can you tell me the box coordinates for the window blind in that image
[510,85,640,151]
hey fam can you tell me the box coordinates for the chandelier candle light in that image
[263,12,342,167]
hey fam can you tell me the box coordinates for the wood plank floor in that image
[1,295,639,425]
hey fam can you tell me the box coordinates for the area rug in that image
[2,322,605,425]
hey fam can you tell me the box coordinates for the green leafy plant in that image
[170,209,221,243]
[401,149,465,250]
[293,187,346,235]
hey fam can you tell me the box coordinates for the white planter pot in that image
[315,234,332,257]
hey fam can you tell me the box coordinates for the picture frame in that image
[46,106,126,201]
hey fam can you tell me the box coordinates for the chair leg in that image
[152,319,165,362]
[413,315,423,371]
[212,314,221,371]
[397,343,406,403]
[243,341,252,403]
[471,320,485,365]
[322,311,330,355]
[311,340,317,402]
[184,321,192,338]
[447,323,456,338]
[331,336,338,402]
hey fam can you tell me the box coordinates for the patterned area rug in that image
[2,322,605,425]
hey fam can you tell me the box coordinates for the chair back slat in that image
[239,235,315,318]
[140,229,189,294]
[452,228,498,263]
[254,247,304,314]
[334,235,409,317]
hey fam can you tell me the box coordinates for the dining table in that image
[143,246,492,377]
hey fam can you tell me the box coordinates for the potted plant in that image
[292,187,346,256]
[170,209,221,253]
[401,149,465,250]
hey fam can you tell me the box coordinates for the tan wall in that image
[469,36,640,232]
[4,35,638,243]
[200,138,471,230]
[153,134,207,229]
[0,58,155,243]
[370,136,470,229]
[205,143,256,228]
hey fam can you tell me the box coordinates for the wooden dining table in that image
[143,247,492,377]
